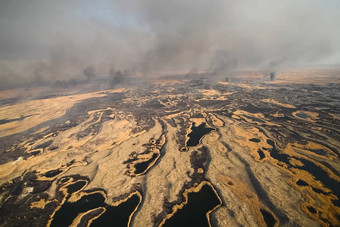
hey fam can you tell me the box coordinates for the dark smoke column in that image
[83,66,96,81]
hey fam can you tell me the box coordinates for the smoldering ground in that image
[0,0,340,88]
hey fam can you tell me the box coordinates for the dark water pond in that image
[51,181,140,227]
[307,206,317,214]
[249,138,261,143]
[260,209,276,227]
[186,123,214,147]
[134,153,159,175]
[91,194,140,227]
[163,184,220,227]
[258,149,265,160]
[51,193,105,227]
[296,179,308,186]
[66,181,86,194]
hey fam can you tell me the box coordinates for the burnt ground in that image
[0,71,339,226]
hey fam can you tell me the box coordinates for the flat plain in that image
[0,68,339,227]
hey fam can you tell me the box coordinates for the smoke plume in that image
[0,0,340,87]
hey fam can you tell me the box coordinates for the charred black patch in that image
[165,118,177,127]
[234,153,290,224]
[32,140,53,150]
[32,181,52,194]
[266,138,340,207]
[245,115,265,123]
[131,115,156,134]
[176,117,190,150]
[30,150,41,156]
[191,113,204,118]
[242,104,273,114]
[221,142,232,152]
[43,169,63,178]
[308,149,327,156]
[0,114,35,125]
[0,171,57,226]
[190,148,208,170]
[141,99,165,109]
[189,147,209,181]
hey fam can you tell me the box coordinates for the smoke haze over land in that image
[0,0,340,86]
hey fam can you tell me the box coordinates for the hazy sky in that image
[0,0,340,83]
